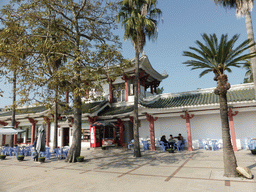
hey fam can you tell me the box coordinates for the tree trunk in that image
[133,49,141,157]
[215,74,238,177]
[66,95,82,163]
[219,93,238,177]
[10,70,16,147]
[53,94,58,149]
[245,11,256,96]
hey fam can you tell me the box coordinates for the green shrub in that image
[0,155,6,160]
[38,157,45,162]
[76,156,84,162]
[251,149,256,155]
[4,144,9,147]
[167,148,175,153]
[17,155,24,161]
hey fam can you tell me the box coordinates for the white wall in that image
[190,113,222,140]
[139,117,187,140]
[233,111,256,140]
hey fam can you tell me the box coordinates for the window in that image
[113,83,125,102]
[81,129,90,142]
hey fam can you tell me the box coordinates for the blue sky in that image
[0,0,255,108]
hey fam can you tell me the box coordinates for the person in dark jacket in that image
[160,135,169,148]
[33,137,38,161]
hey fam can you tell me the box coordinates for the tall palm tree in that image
[214,0,256,98]
[183,33,256,177]
[243,60,253,82]
[117,0,162,157]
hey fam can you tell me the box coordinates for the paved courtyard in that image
[0,148,256,192]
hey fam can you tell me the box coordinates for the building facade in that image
[0,54,255,151]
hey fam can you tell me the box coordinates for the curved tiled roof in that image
[82,101,108,114]
[140,88,255,108]
[98,105,134,116]
[0,106,48,117]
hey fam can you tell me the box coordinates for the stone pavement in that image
[0,148,256,192]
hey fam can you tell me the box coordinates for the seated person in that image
[160,135,169,148]
[168,135,176,149]
[175,133,185,145]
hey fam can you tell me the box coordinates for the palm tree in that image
[117,0,162,157]
[183,33,256,177]
[214,0,256,100]
[243,60,253,82]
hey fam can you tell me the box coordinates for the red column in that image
[150,83,154,94]
[122,74,132,102]
[117,118,125,147]
[138,71,145,94]
[0,121,8,145]
[181,111,194,151]
[26,128,29,144]
[145,114,158,151]
[66,92,69,103]
[228,108,238,152]
[129,116,134,134]
[28,118,38,145]
[43,116,52,147]
[13,121,20,145]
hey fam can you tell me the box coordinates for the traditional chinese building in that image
[0,54,255,152]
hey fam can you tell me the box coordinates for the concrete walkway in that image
[0,149,256,192]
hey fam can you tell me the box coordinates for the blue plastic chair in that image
[158,141,168,151]
[141,140,150,150]
[128,140,134,150]
[12,147,23,157]
[176,141,185,151]
[54,148,62,160]
[243,137,253,150]
[2,147,12,156]
[198,139,209,150]
[210,140,219,151]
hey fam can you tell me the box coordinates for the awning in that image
[0,126,25,135]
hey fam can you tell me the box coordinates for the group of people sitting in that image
[160,133,184,149]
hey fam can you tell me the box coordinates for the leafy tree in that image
[214,0,256,98]
[156,87,164,94]
[243,60,253,83]
[4,0,128,162]
[183,33,256,177]
[117,0,162,157]
[0,15,30,146]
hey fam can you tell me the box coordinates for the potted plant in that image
[4,144,9,147]
[38,157,45,162]
[76,156,84,162]
[14,144,18,147]
[251,149,256,155]
[17,155,24,161]
[167,148,175,153]
[0,155,6,160]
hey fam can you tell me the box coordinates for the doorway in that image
[62,128,70,146]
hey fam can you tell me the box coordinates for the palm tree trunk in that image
[216,74,238,177]
[10,70,16,147]
[66,94,82,163]
[133,49,141,157]
[220,93,238,177]
[245,11,256,96]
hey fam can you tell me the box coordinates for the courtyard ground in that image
[0,148,256,192]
